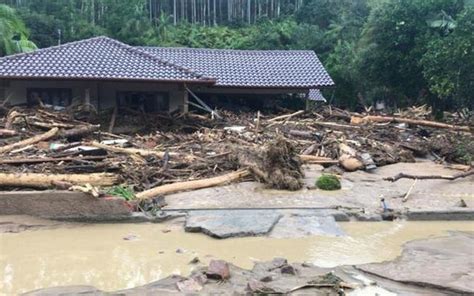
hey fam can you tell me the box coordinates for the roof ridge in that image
[104,38,214,81]
[138,46,316,54]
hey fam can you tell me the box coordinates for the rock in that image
[260,275,273,282]
[340,157,364,172]
[176,248,184,254]
[189,257,200,264]
[280,264,297,275]
[206,260,230,280]
[185,210,282,238]
[122,233,138,241]
[246,279,278,293]
[176,278,202,292]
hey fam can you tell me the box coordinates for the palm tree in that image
[0,4,37,56]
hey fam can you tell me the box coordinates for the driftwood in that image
[90,141,166,160]
[0,172,118,188]
[136,169,250,200]
[298,155,339,164]
[59,124,100,138]
[0,155,106,165]
[351,115,471,132]
[385,170,474,182]
[108,105,118,133]
[0,129,17,137]
[0,127,59,154]
[268,110,304,122]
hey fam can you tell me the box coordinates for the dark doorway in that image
[27,88,72,107]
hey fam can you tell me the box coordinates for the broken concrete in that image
[184,210,282,238]
[269,211,345,238]
[357,231,474,294]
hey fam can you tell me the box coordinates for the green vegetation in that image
[316,174,341,191]
[0,4,36,56]
[106,185,135,201]
[0,0,472,111]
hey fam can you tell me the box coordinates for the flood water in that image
[1,221,473,294]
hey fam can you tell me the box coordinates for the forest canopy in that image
[0,0,473,111]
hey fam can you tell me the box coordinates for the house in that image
[0,36,333,113]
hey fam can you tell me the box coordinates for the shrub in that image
[316,174,341,190]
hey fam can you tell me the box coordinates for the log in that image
[0,127,59,154]
[89,141,195,162]
[0,129,17,137]
[385,170,474,182]
[0,172,118,188]
[351,115,471,132]
[108,105,118,133]
[268,110,304,122]
[298,155,339,164]
[59,124,100,138]
[136,169,250,200]
[0,155,106,165]
[313,121,360,130]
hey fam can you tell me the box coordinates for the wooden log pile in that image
[0,105,472,200]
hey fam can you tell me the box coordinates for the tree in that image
[421,7,474,109]
[0,4,36,56]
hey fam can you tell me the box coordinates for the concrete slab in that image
[164,161,474,220]
[357,231,474,294]
[270,212,345,238]
[184,210,282,238]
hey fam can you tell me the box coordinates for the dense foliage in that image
[0,0,472,110]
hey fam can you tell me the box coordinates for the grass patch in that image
[106,185,135,201]
[316,174,341,191]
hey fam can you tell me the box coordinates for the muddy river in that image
[1,221,473,294]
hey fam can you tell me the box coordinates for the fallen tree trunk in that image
[0,127,59,154]
[0,129,17,137]
[268,110,304,122]
[0,155,106,165]
[89,141,193,162]
[298,155,339,164]
[59,124,100,138]
[136,169,250,200]
[351,115,471,132]
[385,170,474,182]
[0,172,118,188]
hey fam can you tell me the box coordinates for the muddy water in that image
[1,221,473,294]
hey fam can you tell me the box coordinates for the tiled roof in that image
[0,36,213,83]
[308,89,327,102]
[138,47,334,88]
[0,36,334,89]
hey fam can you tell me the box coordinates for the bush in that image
[316,174,341,190]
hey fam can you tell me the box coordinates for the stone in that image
[340,157,363,172]
[176,278,202,292]
[280,265,297,275]
[206,260,230,280]
[189,257,200,264]
[185,210,282,238]
[260,275,273,282]
[246,279,278,293]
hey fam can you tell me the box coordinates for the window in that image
[116,91,169,112]
[27,88,72,107]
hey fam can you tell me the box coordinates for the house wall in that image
[2,79,188,113]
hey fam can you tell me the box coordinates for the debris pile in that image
[0,104,472,200]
